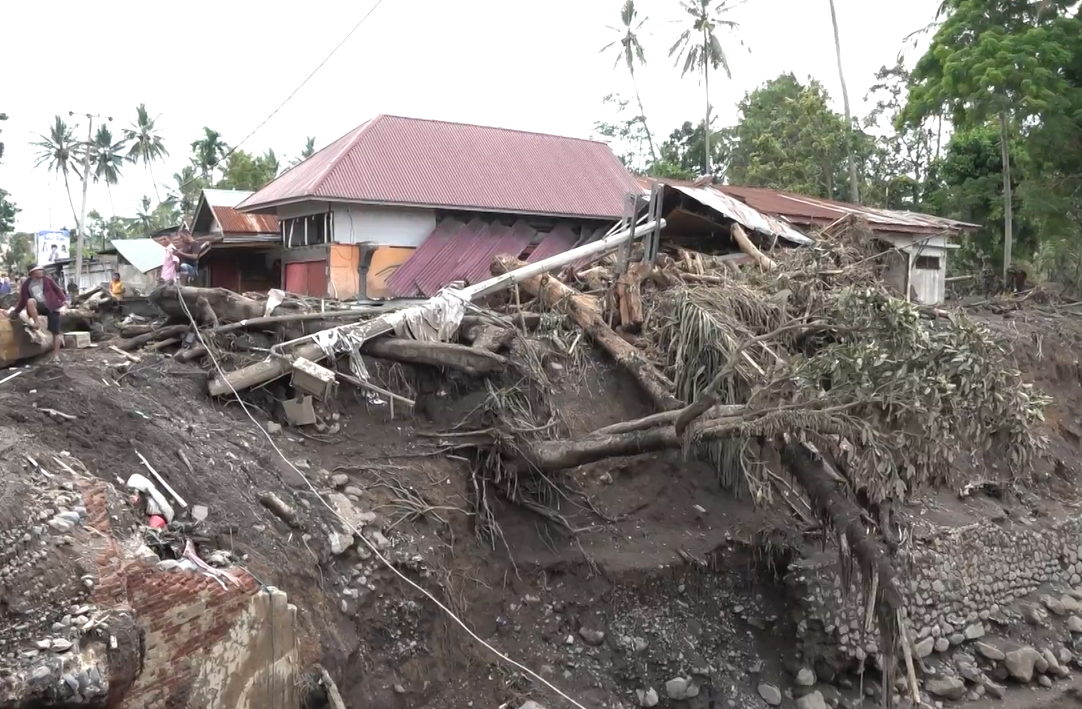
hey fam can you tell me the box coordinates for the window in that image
[282,213,331,247]
[914,255,940,270]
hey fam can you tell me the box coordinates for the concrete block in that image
[63,331,91,349]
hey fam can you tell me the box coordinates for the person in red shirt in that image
[8,264,67,355]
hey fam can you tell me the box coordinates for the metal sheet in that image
[671,185,813,245]
[526,225,576,263]
[110,239,166,274]
[385,219,467,297]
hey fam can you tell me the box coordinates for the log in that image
[493,255,681,411]
[260,492,301,529]
[587,405,745,437]
[119,325,191,352]
[149,284,265,324]
[460,323,515,353]
[207,309,383,335]
[615,261,650,330]
[521,427,680,472]
[118,324,155,338]
[195,296,219,329]
[360,338,509,376]
[0,317,53,367]
[731,224,776,272]
[319,666,347,709]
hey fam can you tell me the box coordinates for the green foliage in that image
[190,127,229,183]
[88,125,126,187]
[655,120,725,178]
[123,104,168,168]
[173,165,207,217]
[725,73,872,199]
[593,94,653,173]
[1,232,33,273]
[0,188,18,234]
[217,149,281,191]
[600,0,658,161]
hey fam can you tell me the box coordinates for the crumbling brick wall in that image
[787,515,1082,666]
[78,479,299,709]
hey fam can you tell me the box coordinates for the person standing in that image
[0,275,10,296]
[8,264,67,355]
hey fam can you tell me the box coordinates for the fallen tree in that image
[150,285,266,324]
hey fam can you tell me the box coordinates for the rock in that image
[1038,675,1053,688]
[330,474,349,488]
[914,636,935,658]
[757,683,782,706]
[50,638,72,652]
[983,681,1006,699]
[1021,603,1046,626]
[949,633,965,646]
[925,676,966,700]
[34,639,51,650]
[976,641,1006,661]
[47,518,71,533]
[1042,595,1067,617]
[343,485,364,497]
[1063,595,1082,614]
[518,702,546,709]
[665,677,690,700]
[796,691,828,709]
[578,627,605,646]
[1059,648,1074,666]
[329,532,352,555]
[636,688,659,707]
[30,666,51,681]
[796,668,816,686]
[1005,646,1041,683]
[191,505,209,522]
[935,637,950,653]
[1042,648,1061,674]
[266,421,282,434]
[964,623,985,640]
[1069,615,1082,633]
[368,530,391,549]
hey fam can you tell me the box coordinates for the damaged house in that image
[236,114,643,299]
[188,189,282,293]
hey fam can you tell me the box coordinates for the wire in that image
[171,286,589,709]
[161,0,388,205]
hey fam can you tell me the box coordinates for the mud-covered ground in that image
[2,302,1082,709]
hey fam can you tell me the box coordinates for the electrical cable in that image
[161,0,387,205]
[171,285,589,709]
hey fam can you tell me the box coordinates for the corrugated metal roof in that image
[671,185,813,246]
[386,218,535,297]
[384,218,467,296]
[717,185,980,235]
[211,205,280,235]
[526,225,577,263]
[111,238,166,273]
[238,114,642,219]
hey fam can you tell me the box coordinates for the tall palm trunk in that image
[149,162,161,204]
[829,0,859,204]
[62,172,79,231]
[630,67,658,164]
[999,111,1013,282]
[703,27,711,175]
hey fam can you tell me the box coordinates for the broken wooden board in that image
[0,317,53,367]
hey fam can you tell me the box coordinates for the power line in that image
[164,0,388,204]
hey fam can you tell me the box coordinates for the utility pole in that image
[69,111,112,284]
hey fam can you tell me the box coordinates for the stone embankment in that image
[787,512,1082,705]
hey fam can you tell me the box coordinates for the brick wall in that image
[77,479,295,709]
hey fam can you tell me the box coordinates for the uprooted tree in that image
[465,217,1047,700]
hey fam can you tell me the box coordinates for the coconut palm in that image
[301,136,316,159]
[601,0,658,162]
[191,127,229,184]
[172,164,206,217]
[123,104,169,203]
[669,0,742,175]
[87,125,127,215]
[32,115,81,227]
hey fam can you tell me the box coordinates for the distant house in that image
[189,189,281,293]
[237,114,643,299]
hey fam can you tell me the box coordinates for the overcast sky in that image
[0,0,941,232]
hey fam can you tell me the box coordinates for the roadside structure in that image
[188,189,281,293]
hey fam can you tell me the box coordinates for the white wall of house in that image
[879,234,953,305]
[331,203,436,247]
[277,201,333,220]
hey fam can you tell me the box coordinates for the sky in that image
[0,0,942,233]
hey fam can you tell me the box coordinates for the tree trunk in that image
[492,254,681,411]
[829,0,860,204]
[149,162,161,205]
[703,29,712,176]
[615,261,650,330]
[361,338,509,376]
[631,66,658,164]
[519,427,679,472]
[150,284,265,324]
[999,111,1013,282]
[62,172,79,233]
[119,324,190,351]
[731,224,776,272]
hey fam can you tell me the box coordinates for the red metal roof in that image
[238,115,642,219]
[526,225,577,263]
[211,205,279,235]
[386,218,537,297]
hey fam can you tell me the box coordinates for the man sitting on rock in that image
[7,264,66,355]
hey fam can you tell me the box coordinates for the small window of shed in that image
[915,256,940,270]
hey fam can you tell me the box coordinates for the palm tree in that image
[601,1,658,163]
[123,104,169,204]
[669,0,741,175]
[191,128,229,184]
[173,164,206,216]
[32,116,81,228]
[828,0,859,204]
[301,137,316,159]
[87,125,127,216]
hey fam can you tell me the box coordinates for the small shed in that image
[102,239,166,291]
